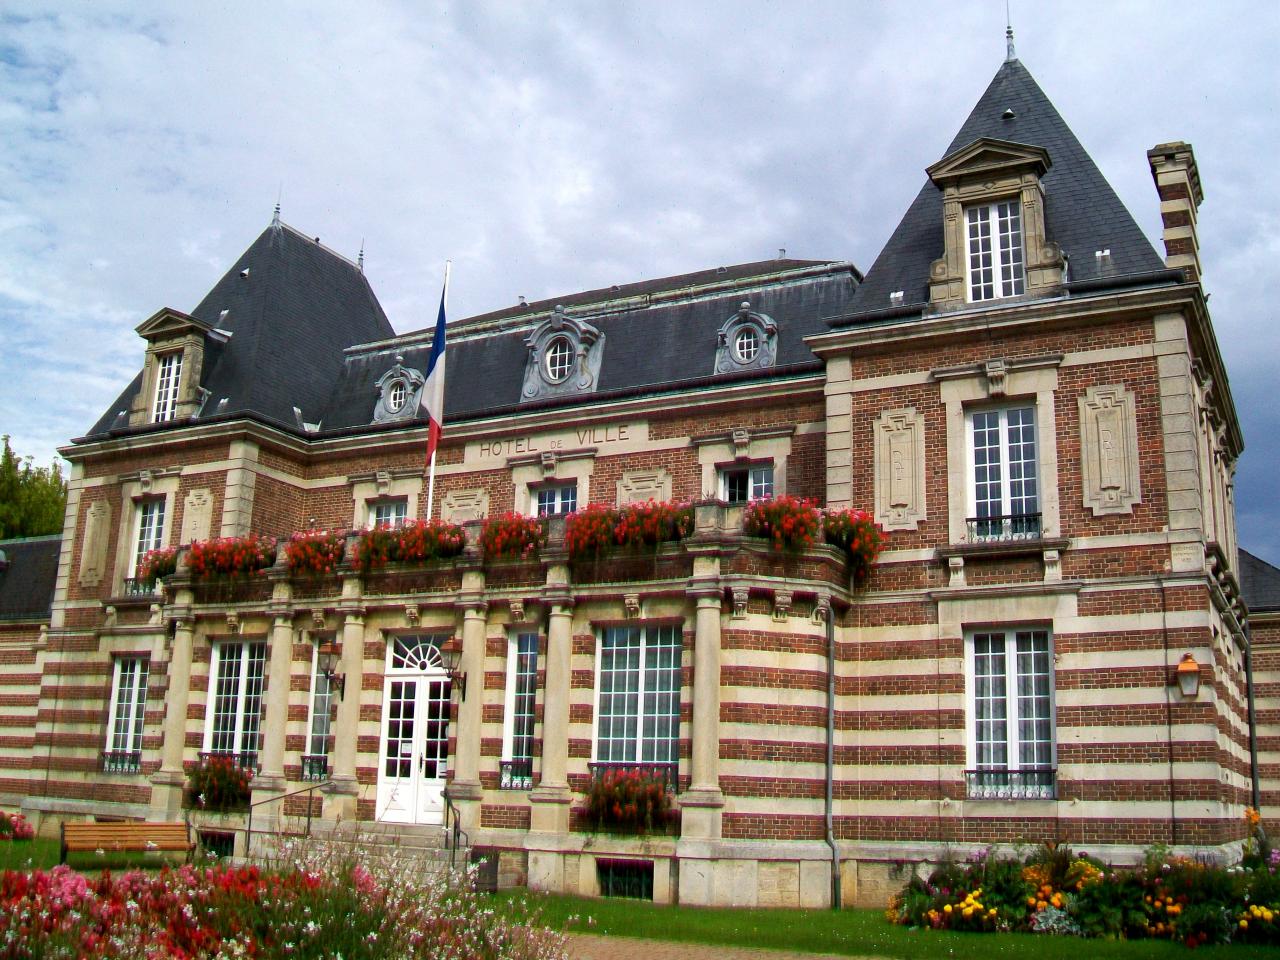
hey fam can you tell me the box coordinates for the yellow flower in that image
[1240,919,1249,930]
[944,904,952,914]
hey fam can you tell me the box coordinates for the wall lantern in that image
[1174,652,1201,699]
[439,638,467,701]
[317,641,345,700]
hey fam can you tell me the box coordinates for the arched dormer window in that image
[521,305,605,402]
[372,356,426,423]
[713,302,778,374]
[128,307,215,428]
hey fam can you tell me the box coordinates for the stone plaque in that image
[443,489,489,523]
[616,469,671,505]
[874,407,926,530]
[78,500,111,587]
[180,488,213,543]
[1079,384,1141,516]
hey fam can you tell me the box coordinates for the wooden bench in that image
[60,821,194,864]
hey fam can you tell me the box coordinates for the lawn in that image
[0,837,191,872]
[511,892,1280,959]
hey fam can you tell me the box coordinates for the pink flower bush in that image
[0,809,33,841]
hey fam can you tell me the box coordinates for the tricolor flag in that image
[421,261,450,469]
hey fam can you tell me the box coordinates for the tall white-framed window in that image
[303,641,335,781]
[967,627,1055,799]
[500,631,539,789]
[967,405,1039,540]
[204,640,267,769]
[966,201,1025,302]
[103,656,149,773]
[370,498,408,528]
[593,624,681,779]
[534,483,577,517]
[151,351,184,423]
[132,499,166,577]
[719,463,773,505]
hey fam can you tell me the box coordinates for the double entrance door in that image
[376,637,451,825]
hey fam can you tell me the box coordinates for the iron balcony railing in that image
[121,578,159,598]
[499,758,534,790]
[101,750,143,774]
[588,761,678,792]
[199,751,259,773]
[964,767,1056,800]
[967,512,1042,543]
[300,755,329,781]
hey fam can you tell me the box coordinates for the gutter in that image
[824,601,841,909]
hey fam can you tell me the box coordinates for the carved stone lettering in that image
[874,408,927,530]
[78,500,111,587]
[180,488,213,544]
[1079,385,1141,515]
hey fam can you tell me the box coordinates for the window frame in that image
[719,462,774,505]
[500,631,539,789]
[369,497,409,529]
[533,482,578,517]
[965,404,1040,541]
[591,623,682,765]
[132,498,166,577]
[151,350,184,423]
[304,640,334,778]
[104,655,149,773]
[965,626,1056,799]
[203,640,267,768]
[544,335,575,383]
[965,200,1026,303]
[733,327,760,363]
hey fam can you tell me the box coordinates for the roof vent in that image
[890,291,904,306]
[239,268,250,279]
[1095,249,1114,276]
[219,309,230,322]
[518,296,527,307]
[216,398,230,412]
[716,266,727,275]
[1002,108,1015,120]
[610,284,621,292]
[314,237,320,243]
[778,248,786,259]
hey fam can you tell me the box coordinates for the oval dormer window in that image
[387,379,407,412]
[734,327,760,364]
[544,336,575,383]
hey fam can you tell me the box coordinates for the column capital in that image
[543,590,575,613]
[458,593,489,615]
[686,578,723,603]
[337,603,366,621]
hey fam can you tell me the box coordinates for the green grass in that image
[505,892,1280,959]
[0,837,191,872]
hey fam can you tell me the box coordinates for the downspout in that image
[824,601,841,910]
[1245,619,1261,810]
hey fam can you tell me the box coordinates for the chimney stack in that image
[1147,141,1204,283]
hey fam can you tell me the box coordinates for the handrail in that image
[244,780,333,859]
[441,787,469,869]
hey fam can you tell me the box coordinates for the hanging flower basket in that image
[357,519,466,571]
[822,507,886,586]
[136,546,178,583]
[187,534,276,579]
[480,513,546,561]
[284,529,346,576]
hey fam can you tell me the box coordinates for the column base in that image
[322,775,359,821]
[678,788,724,840]
[529,784,572,834]
[149,769,187,819]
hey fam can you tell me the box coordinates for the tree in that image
[0,436,67,540]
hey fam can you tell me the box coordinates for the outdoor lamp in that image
[439,638,467,701]
[317,642,345,700]
[1174,652,1201,699]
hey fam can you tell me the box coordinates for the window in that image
[151,351,183,422]
[501,632,538,789]
[303,643,334,780]
[968,406,1039,540]
[544,336,575,383]
[966,201,1025,302]
[104,657,148,773]
[967,627,1054,799]
[370,498,408,528]
[204,641,267,769]
[594,624,680,768]
[720,464,773,505]
[733,327,760,363]
[387,379,407,412]
[534,483,577,517]
[133,499,166,577]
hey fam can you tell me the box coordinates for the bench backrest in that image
[62,822,191,849]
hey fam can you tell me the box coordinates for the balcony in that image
[588,761,678,793]
[300,755,329,781]
[965,766,1056,800]
[199,750,259,773]
[120,578,159,599]
[101,750,142,774]
[499,758,534,790]
[967,512,1042,543]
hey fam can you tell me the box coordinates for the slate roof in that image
[1241,549,1280,613]
[85,221,395,438]
[322,261,858,432]
[0,535,59,622]
[839,58,1170,322]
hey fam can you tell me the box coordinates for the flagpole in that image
[426,260,451,520]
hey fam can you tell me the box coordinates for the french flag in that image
[421,261,450,468]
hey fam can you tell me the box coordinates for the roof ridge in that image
[0,534,61,546]
[277,221,363,272]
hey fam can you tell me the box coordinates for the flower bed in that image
[135,546,177,583]
[358,518,466,571]
[0,848,566,959]
[0,810,33,841]
[284,528,346,576]
[886,836,1280,947]
[183,756,252,813]
[187,534,276,578]
[481,512,546,561]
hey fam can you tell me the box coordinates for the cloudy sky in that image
[2,2,1278,561]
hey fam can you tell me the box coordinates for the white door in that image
[376,638,452,825]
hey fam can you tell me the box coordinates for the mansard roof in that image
[841,58,1169,322]
[1241,549,1280,614]
[84,220,395,438]
[0,535,59,622]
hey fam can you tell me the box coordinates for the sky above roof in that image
[2,2,1277,561]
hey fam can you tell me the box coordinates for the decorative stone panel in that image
[180,488,213,543]
[1078,384,1141,515]
[78,500,111,587]
[873,407,926,531]
[616,469,671,505]
[443,489,489,523]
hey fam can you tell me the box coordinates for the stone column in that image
[530,522,573,839]
[449,563,487,831]
[326,571,365,820]
[254,609,295,794]
[151,585,195,817]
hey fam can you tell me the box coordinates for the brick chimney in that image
[1147,141,1204,283]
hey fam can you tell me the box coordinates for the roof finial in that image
[1005,0,1016,61]
[357,239,365,273]
[272,183,283,229]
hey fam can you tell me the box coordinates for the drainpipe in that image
[1245,620,1261,811]
[824,601,841,910]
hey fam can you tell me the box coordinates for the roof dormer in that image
[128,308,217,427]
[925,137,1064,311]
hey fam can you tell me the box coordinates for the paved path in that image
[566,934,887,960]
